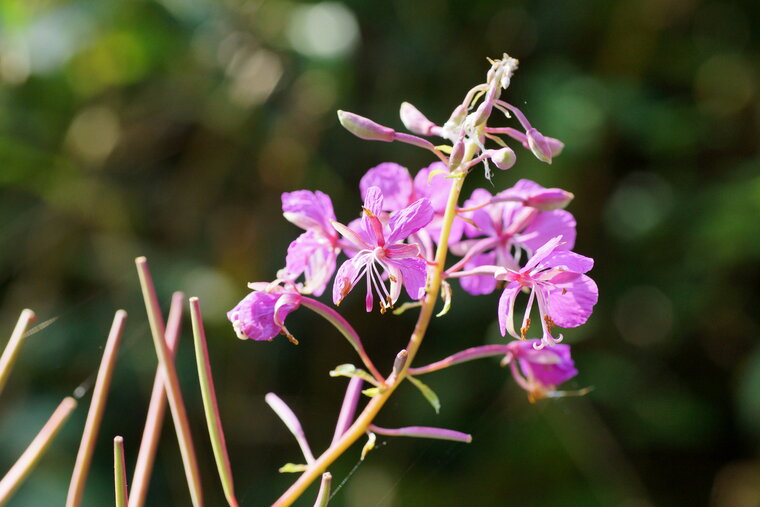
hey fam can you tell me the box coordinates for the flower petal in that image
[459,252,498,296]
[497,283,521,338]
[332,254,368,306]
[360,163,413,211]
[541,250,594,274]
[413,162,452,212]
[284,231,337,296]
[386,256,428,300]
[387,198,434,244]
[282,190,336,236]
[546,273,598,328]
[518,210,576,254]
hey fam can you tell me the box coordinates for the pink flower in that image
[496,236,598,349]
[454,179,576,296]
[281,190,339,296]
[227,283,302,343]
[505,339,578,401]
[332,186,433,312]
[358,162,463,250]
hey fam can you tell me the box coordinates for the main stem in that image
[273,149,472,506]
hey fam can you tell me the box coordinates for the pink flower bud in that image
[524,188,574,211]
[545,136,564,158]
[488,147,516,170]
[337,110,395,142]
[525,128,554,164]
[399,102,438,136]
[448,139,465,169]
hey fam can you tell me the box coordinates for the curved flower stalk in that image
[223,54,598,506]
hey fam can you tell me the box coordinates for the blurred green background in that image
[1,0,759,505]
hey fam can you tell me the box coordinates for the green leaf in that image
[329,364,380,386]
[407,375,441,414]
[278,463,308,473]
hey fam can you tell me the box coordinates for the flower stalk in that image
[135,257,203,507]
[130,292,185,507]
[113,437,128,507]
[0,397,78,504]
[66,310,128,507]
[0,309,35,397]
[189,297,239,507]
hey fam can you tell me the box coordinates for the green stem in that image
[189,297,239,507]
[113,437,128,507]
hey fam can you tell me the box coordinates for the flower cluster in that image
[229,54,597,415]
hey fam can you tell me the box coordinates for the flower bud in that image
[399,102,437,136]
[545,136,564,158]
[448,139,465,169]
[524,188,574,211]
[337,110,395,142]
[488,147,516,170]
[525,128,554,164]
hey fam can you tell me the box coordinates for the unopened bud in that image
[392,349,408,377]
[545,136,564,158]
[400,102,438,136]
[526,128,554,164]
[337,110,395,142]
[489,147,516,170]
[448,139,465,169]
[525,189,574,211]
[471,100,493,127]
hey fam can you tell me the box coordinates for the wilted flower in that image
[505,339,578,401]
[228,283,302,343]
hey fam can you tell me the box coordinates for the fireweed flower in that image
[332,186,433,312]
[454,179,576,296]
[358,162,464,255]
[227,282,302,344]
[496,235,598,349]
[505,339,578,401]
[280,190,340,296]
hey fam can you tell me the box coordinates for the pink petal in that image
[361,186,385,241]
[385,243,420,259]
[387,257,428,300]
[459,252,497,296]
[518,210,576,254]
[387,198,434,244]
[413,162,452,212]
[359,163,413,211]
[282,190,336,235]
[284,231,337,296]
[497,283,521,338]
[546,273,598,328]
[523,236,563,272]
[542,251,594,274]
[332,255,367,306]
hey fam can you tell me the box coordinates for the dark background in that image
[1,0,759,505]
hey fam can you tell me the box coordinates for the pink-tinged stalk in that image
[408,344,512,375]
[300,297,385,384]
[368,424,472,443]
[273,139,475,507]
[113,437,128,507]
[189,297,239,507]
[313,473,332,507]
[129,291,184,507]
[331,377,363,445]
[265,393,315,465]
[0,309,35,396]
[0,397,77,504]
[135,258,203,507]
[66,310,128,507]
